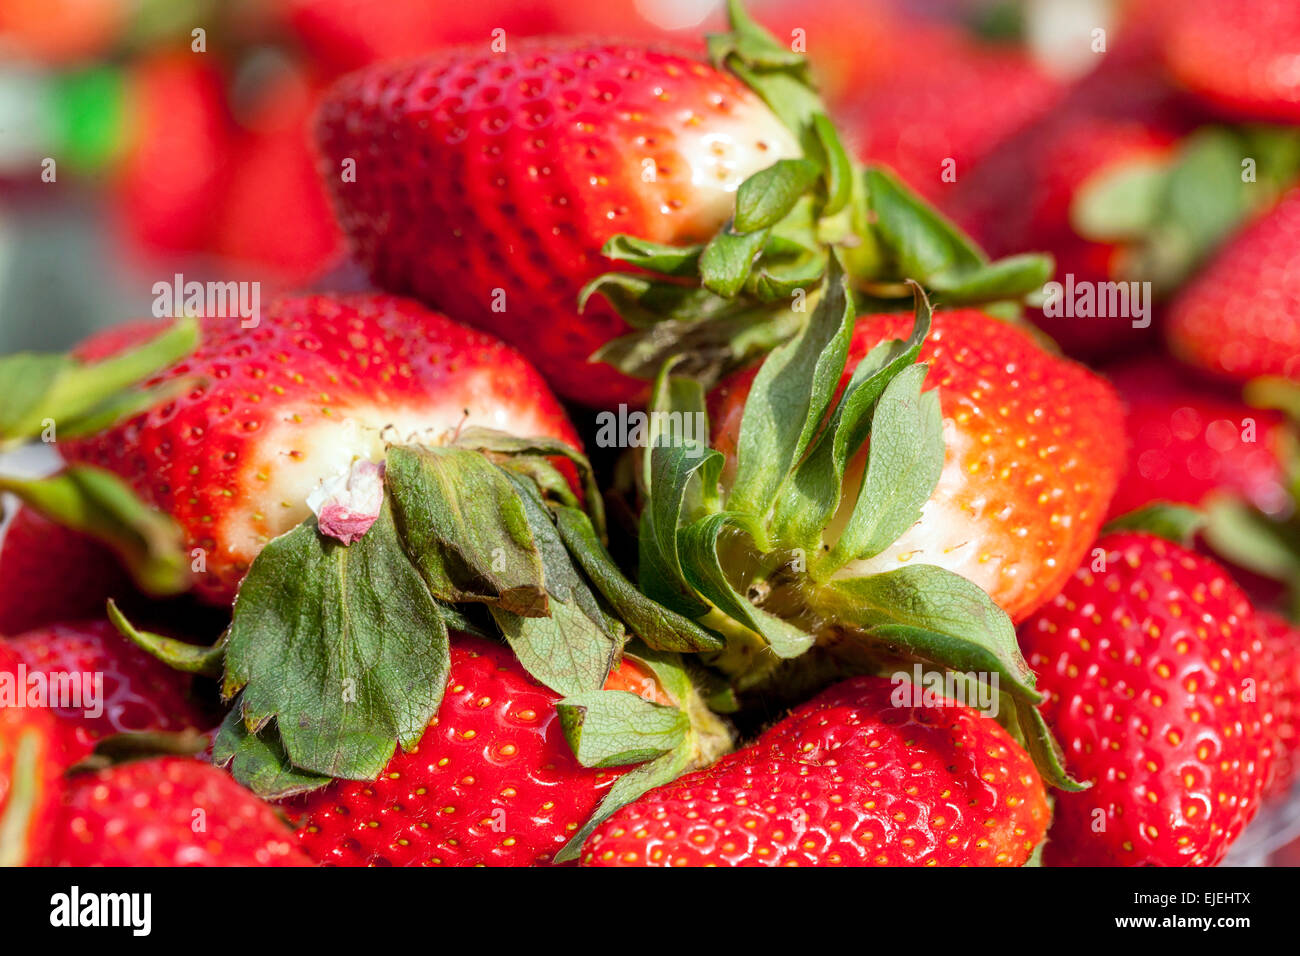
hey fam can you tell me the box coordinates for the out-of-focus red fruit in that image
[1258,611,1300,800]
[0,0,126,64]
[841,26,1061,202]
[0,506,137,636]
[113,54,231,258]
[1163,0,1300,124]
[213,66,344,284]
[1167,190,1300,383]
[1104,359,1292,521]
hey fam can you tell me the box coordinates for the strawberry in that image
[1021,532,1274,866]
[1167,190,1300,383]
[582,675,1049,866]
[212,62,344,284]
[841,24,1061,203]
[291,634,703,866]
[112,53,232,260]
[0,643,71,866]
[1163,0,1300,124]
[41,756,310,866]
[59,294,581,603]
[947,115,1177,358]
[314,40,801,406]
[0,506,136,635]
[1257,611,1300,800]
[313,4,1054,406]
[707,309,1124,624]
[279,0,677,77]
[1,619,209,759]
[1104,359,1291,521]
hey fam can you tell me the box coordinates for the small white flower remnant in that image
[307,459,385,545]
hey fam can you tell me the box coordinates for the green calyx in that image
[1073,125,1300,295]
[581,0,1052,386]
[152,428,732,828]
[0,316,200,597]
[635,258,1079,789]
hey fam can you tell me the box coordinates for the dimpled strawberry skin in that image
[315,42,798,407]
[59,294,579,603]
[293,636,659,866]
[582,676,1049,867]
[1022,533,1274,866]
[709,310,1125,623]
[44,757,310,866]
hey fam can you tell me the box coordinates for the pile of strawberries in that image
[1,0,1299,868]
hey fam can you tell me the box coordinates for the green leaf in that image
[106,599,224,677]
[593,304,803,383]
[1009,696,1089,793]
[1103,502,1206,545]
[700,223,771,298]
[645,440,726,611]
[0,316,198,447]
[866,165,987,280]
[554,746,693,863]
[772,283,934,548]
[212,709,333,799]
[0,466,189,595]
[727,255,853,518]
[812,113,853,217]
[503,473,614,635]
[929,253,1055,305]
[385,444,547,616]
[678,511,815,659]
[579,273,738,328]
[1203,497,1300,583]
[713,0,808,68]
[734,158,821,233]
[557,690,688,768]
[1071,157,1168,241]
[600,235,703,276]
[222,504,451,780]
[820,363,944,572]
[490,601,616,698]
[450,427,605,541]
[818,565,1041,702]
[554,506,724,653]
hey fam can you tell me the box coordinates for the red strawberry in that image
[1163,0,1300,123]
[1167,190,1300,383]
[292,634,674,866]
[947,115,1176,358]
[59,294,580,603]
[841,25,1061,203]
[42,756,310,866]
[279,0,684,77]
[1021,532,1274,866]
[212,63,344,284]
[0,643,71,866]
[314,41,799,406]
[582,675,1049,866]
[1257,611,1300,800]
[0,506,136,635]
[1105,359,1291,520]
[2,619,209,759]
[113,53,231,259]
[708,309,1125,623]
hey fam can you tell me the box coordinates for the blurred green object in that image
[52,66,127,175]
